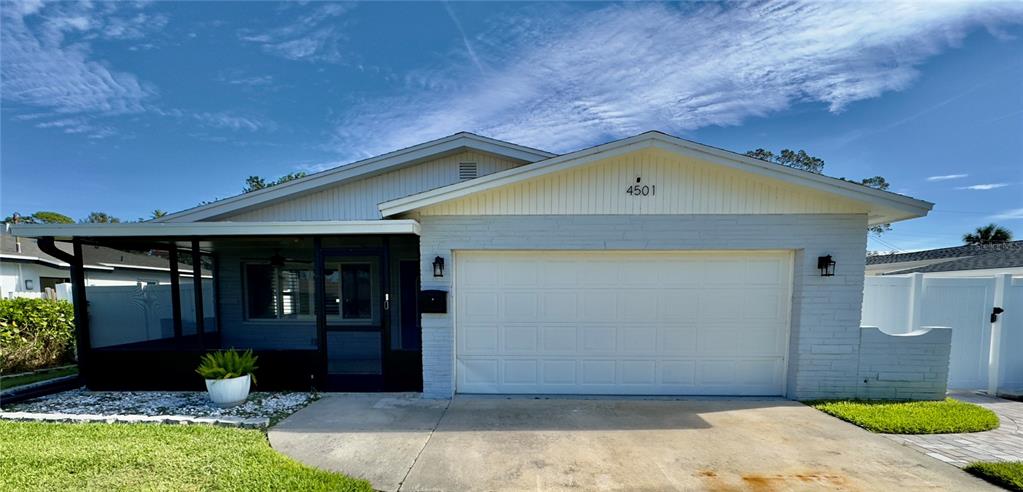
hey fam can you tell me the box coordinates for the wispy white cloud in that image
[191,112,276,132]
[443,2,485,75]
[328,1,1023,158]
[239,3,353,63]
[1,2,157,122]
[927,174,969,181]
[33,117,116,139]
[2,2,278,140]
[991,208,1023,220]
[221,74,275,87]
[957,183,1010,190]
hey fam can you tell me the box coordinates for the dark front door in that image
[318,248,388,391]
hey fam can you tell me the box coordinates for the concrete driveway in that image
[269,394,994,491]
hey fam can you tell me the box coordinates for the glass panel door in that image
[321,254,385,381]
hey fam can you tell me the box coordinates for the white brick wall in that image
[418,214,871,400]
[857,326,952,400]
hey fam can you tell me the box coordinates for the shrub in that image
[0,298,76,373]
[197,349,258,383]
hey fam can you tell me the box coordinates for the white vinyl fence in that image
[862,273,1022,395]
[86,281,215,348]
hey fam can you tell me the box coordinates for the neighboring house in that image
[866,241,1023,277]
[13,131,942,400]
[1,223,200,297]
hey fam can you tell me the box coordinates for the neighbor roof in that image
[868,240,1023,274]
[379,131,933,225]
[156,132,555,223]
[1,225,201,273]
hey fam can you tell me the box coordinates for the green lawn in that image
[0,421,372,491]
[808,398,999,434]
[0,366,78,390]
[966,462,1023,491]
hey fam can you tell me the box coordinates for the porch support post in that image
[191,239,205,350]
[168,246,183,339]
[212,252,223,344]
[70,239,91,383]
[313,236,326,389]
[36,237,90,384]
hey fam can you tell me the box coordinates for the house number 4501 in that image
[625,177,655,196]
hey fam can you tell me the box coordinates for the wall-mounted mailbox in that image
[420,289,448,314]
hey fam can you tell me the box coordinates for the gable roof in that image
[866,240,1023,265]
[868,240,1023,274]
[883,248,1023,275]
[157,132,555,223]
[378,131,933,225]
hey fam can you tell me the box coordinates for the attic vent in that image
[458,162,478,180]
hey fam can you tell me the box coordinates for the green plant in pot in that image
[196,349,258,408]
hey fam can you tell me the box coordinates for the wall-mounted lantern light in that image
[24,279,34,290]
[817,255,836,277]
[432,256,445,277]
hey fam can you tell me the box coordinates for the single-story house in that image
[866,241,1023,276]
[1,223,203,297]
[13,131,944,400]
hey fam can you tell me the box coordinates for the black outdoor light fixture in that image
[432,256,445,277]
[817,255,836,277]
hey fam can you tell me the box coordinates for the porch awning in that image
[10,220,421,240]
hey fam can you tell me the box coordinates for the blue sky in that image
[2,1,1021,252]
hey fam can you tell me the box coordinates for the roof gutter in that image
[36,236,76,264]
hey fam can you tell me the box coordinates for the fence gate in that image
[862,273,1021,394]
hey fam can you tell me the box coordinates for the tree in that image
[31,211,74,224]
[243,176,268,192]
[2,211,74,224]
[859,176,889,191]
[746,149,892,234]
[151,209,167,219]
[963,224,1013,245]
[858,177,891,235]
[81,212,121,224]
[745,148,825,174]
[242,172,307,193]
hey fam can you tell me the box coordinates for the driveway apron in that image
[270,395,994,491]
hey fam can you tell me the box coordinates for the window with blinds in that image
[458,161,478,180]
[245,263,314,320]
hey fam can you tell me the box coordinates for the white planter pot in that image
[205,375,251,408]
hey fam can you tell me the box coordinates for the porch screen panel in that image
[84,244,175,349]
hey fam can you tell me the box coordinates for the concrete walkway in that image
[884,392,1023,467]
[270,394,992,491]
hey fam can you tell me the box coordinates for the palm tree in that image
[963,224,1013,245]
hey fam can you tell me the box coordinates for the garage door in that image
[455,251,792,395]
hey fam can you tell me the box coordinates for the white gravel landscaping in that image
[0,390,316,428]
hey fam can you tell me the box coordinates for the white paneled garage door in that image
[455,251,792,395]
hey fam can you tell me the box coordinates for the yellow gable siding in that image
[222,150,524,221]
[420,148,869,216]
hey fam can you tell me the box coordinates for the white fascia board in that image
[0,253,69,268]
[83,264,116,271]
[0,253,119,271]
[10,220,421,239]
[101,263,213,278]
[379,131,934,224]
[157,133,555,223]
